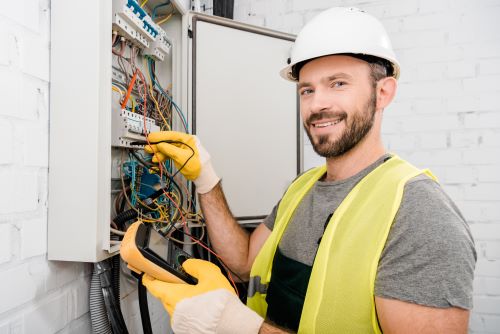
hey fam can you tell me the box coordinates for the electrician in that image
[143,7,476,334]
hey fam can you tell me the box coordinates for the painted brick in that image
[0,263,43,314]
[464,183,500,201]
[0,0,40,33]
[471,224,500,240]
[479,93,500,111]
[243,15,265,27]
[21,75,49,122]
[58,316,93,334]
[386,99,413,115]
[449,131,481,148]
[482,131,500,147]
[0,169,38,214]
[474,277,500,296]
[398,79,462,99]
[448,24,477,45]
[418,0,450,14]
[420,132,447,149]
[401,12,461,31]
[480,58,500,75]
[0,31,10,66]
[280,12,304,34]
[475,260,500,278]
[446,95,478,113]
[21,124,48,167]
[441,166,477,184]
[464,112,500,129]
[413,98,445,114]
[379,17,403,33]
[415,62,446,81]
[45,261,84,292]
[382,0,419,18]
[19,33,49,81]
[483,314,500,333]
[20,217,47,259]
[479,241,500,260]
[0,67,22,119]
[464,75,500,93]
[473,296,500,315]
[478,165,500,182]
[24,292,69,333]
[0,224,12,264]
[446,60,476,79]
[463,148,500,165]
[469,313,486,332]
[67,278,90,320]
[250,0,287,17]
[385,134,418,150]
[291,0,334,12]
[402,115,460,132]
[0,120,14,164]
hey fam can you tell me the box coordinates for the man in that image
[142,7,476,334]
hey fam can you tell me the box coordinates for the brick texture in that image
[234,0,500,332]
[0,0,166,332]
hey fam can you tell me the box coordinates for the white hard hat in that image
[280,7,400,81]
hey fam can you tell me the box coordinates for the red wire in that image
[121,70,138,110]
[162,190,239,295]
[134,61,235,293]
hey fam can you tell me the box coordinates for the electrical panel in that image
[48,0,299,262]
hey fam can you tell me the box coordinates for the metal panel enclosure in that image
[190,15,301,221]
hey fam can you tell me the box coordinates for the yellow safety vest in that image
[247,156,436,333]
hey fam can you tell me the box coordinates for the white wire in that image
[110,227,126,236]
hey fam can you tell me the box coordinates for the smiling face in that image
[298,55,379,158]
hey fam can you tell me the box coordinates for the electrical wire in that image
[151,1,171,19]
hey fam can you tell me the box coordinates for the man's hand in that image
[145,131,220,193]
[142,259,264,334]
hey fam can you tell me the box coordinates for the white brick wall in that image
[0,1,169,333]
[234,0,500,332]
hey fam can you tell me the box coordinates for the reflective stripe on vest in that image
[247,156,436,333]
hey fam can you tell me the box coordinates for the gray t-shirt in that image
[263,155,476,309]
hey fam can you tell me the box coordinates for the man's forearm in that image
[259,321,294,334]
[199,182,252,278]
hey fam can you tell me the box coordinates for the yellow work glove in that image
[145,131,220,193]
[142,259,264,334]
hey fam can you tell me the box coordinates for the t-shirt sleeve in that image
[374,175,477,309]
[262,201,279,231]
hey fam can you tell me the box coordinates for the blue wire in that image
[147,58,189,131]
[152,1,171,19]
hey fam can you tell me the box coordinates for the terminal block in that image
[112,109,160,148]
[113,0,157,47]
[143,29,172,61]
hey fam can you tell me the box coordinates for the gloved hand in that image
[142,259,264,334]
[144,131,220,193]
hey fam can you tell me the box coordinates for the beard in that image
[304,91,377,158]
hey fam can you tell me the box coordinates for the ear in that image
[375,77,397,110]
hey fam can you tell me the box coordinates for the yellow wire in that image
[140,0,149,8]
[112,85,124,96]
[156,13,173,25]
[143,57,171,130]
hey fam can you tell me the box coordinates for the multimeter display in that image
[135,223,197,284]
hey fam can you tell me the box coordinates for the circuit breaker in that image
[48,0,299,262]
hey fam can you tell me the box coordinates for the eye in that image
[300,88,314,96]
[331,81,347,88]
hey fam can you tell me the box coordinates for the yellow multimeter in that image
[120,221,197,284]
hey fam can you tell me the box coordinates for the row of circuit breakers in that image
[112,0,168,148]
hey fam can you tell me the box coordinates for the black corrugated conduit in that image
[90,266,112,334]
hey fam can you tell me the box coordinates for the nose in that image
[309,87,332,114]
